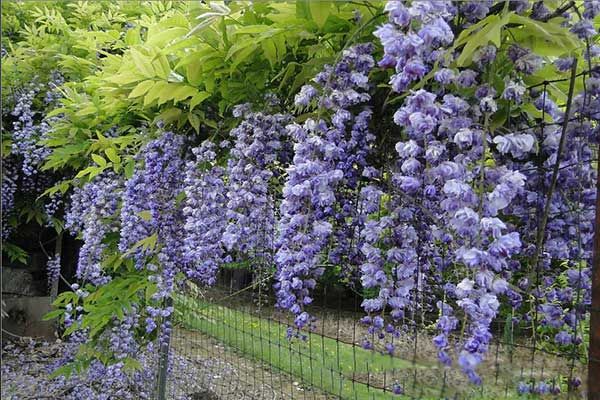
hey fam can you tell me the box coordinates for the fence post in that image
[156,296,173,400]
[589,155,600,400]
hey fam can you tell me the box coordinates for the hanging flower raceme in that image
[275,43,376,331]
[222,105,292,259]
[182,141,228,286]
[119,132,185,267]
[119,132,186,333]
[1,159,18,240]
[46,254,61,292]
[65,171,123,287]
[10,82,52,178]
[3,73,68,239]
[374,1,455,93]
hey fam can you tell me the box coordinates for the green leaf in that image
[152,54,171,79]
[234,25,272,35]
[143,233,158,251]
[76,106,97,116]
[75,166,104,179]
[455,13,511,67]
[185,62,203,86]
[296,0,312,20]
[147,27,188,47]
[225,39,256,61]
[46,107,67,118]
[53,291,77,307]
[489,105,509,132]
[50,363,76,379]
[106,72,146,85]
[51,218,64,234]
[509,14,580,52]
[40,183,63,198]
[104,148,120,164]
[322,14,352,33]
[144,81,170,106]
[262,39,277,68]
[91,154,107,168]
[2,242,28,264]
[161,37,199,55]
[128,80,155,98]
[42,309,64,321]
[130,48,155,78]
[145,284,157,301]
[124,160,135,179]
[188,113,200,133]
[155,108,183,125]
[189,91,211,111]
[309,1,331,28]
[125,27,141,45]
[137,210,152,221]
[170,85,198,103]
[176,191,187,204]
[230,43,258,69]
[123,357,142,372]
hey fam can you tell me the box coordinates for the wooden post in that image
[589,157,600,400]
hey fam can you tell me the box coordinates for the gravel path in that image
[1,333,333,400]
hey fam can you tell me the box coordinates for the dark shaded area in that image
[190,390,220,400]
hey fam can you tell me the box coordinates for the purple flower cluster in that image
[10,82,52,177]
[517,380,563,396]
[374,1,455,93]
[4,75,66,238]
[182,141,228,285]
[460,0,492,21]
[43,70,64,105]
[107,308,139,360]
[120,132,186,332]
[222,108,292,258]
[120,132,185,262]
[371,0,560,382]
[46,254,61,292]
[509,45,543,75]
[328,108,376,275]
[505,80,598,349]
[376,83,524,377]
[275,43,375,330]
[65,172,123,286]
[1,159,18,239]
[44,191,63,227]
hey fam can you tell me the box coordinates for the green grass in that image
[172,295,520,400]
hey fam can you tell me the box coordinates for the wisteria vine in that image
[3,1,599,398]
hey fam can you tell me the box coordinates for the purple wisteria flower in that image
[66,172,123,286]
[223,109,292,258]
[182,141,228,286]
[119,132,186,332]
[276,44,376,331]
